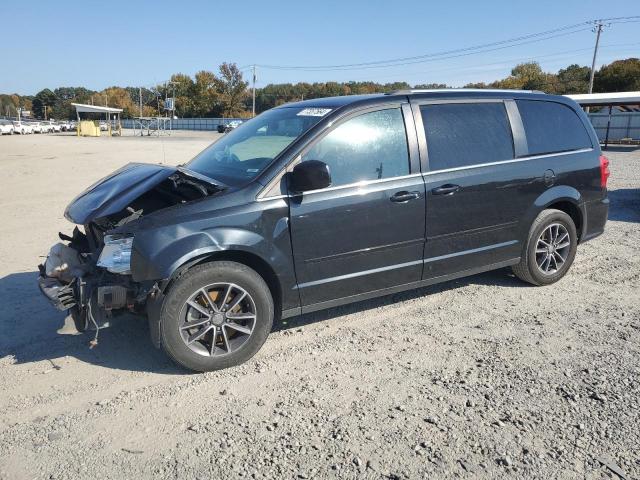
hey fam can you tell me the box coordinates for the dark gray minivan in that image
[39,89,609,371]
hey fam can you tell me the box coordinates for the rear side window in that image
[302,108,409,186]
[421,103,514,171]
[516,100,592,155]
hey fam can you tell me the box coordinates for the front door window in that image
[302,108,410,187]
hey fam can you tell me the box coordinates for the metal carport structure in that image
[71,103,123,137]
[565,92,640,149]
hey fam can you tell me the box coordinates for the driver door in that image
[288,105,426,308]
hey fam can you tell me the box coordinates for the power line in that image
[261,28,593,72]
[258,22,590,70]
[339,42,640,83]
[255,16,640,72]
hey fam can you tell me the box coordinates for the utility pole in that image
[588,20,606,94]
[252,65,256,117]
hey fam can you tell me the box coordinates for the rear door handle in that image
[390,191,420,203]
[431,184,460,196]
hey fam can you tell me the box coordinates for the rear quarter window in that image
[421,102,514,171]
[516,100,592,156]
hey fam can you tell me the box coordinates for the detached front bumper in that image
[38,275,78,311]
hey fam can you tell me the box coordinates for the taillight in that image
[599,155,610,189]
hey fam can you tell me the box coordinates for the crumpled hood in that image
[64,163,219,224]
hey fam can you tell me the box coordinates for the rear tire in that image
[512,209,577,286]
[159,261,274,372]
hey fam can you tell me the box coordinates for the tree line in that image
[1,58,638,120]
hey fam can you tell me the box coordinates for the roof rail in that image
[386,88,544,95]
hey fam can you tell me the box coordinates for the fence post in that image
[603,106,612,150]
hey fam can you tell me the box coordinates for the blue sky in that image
[1,0,638,95]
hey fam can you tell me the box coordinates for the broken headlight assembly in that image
[97,235,133,274]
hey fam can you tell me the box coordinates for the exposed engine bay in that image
[92,172,218,231]
[37,166,222,341]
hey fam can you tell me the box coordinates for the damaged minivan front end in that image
[38,162,224,338]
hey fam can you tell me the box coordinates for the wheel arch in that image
[147,248,284,350]
[529,185,586,242]
[162,248,283,317]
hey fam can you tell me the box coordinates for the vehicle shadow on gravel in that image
[608,188,640,223]
[0,271,185,374]
[275,268,526,331]
[1,269,522,373]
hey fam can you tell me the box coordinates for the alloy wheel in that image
[178,283,256,357]
[535,223,571,274]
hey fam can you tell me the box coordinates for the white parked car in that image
[0,119,15,135]
[49,121,61,133]
[30,122,44,133]
[13,121,33,134]
[59,121,72,131]
[99,121,108,131]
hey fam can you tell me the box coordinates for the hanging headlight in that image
[97,235,133,274]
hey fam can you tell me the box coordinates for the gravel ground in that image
[0,132,638,480]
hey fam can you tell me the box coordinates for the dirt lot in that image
[0,132,638,480]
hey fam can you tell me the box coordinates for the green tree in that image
[193,70,219,117]
[167,73,196,117]
[50,86,96,119]
[382,82,412,92]
[214,63,248,117]
[556,64,590,94]
[493,62,556,92]
[54,87,94,102]
[594,58,640,92]
[463,82,490,88]
[413,83,448,89]
[32,88,57,119]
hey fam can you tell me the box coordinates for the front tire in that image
[159,261,274,372]
[512,209,578,286]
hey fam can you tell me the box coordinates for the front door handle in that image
[390,191,420,203]
[431,184,460,196]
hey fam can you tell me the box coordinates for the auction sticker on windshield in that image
[297,108,332,117]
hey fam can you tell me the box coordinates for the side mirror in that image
[289,160,331,193]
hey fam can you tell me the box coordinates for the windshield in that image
[186,107,330,186]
